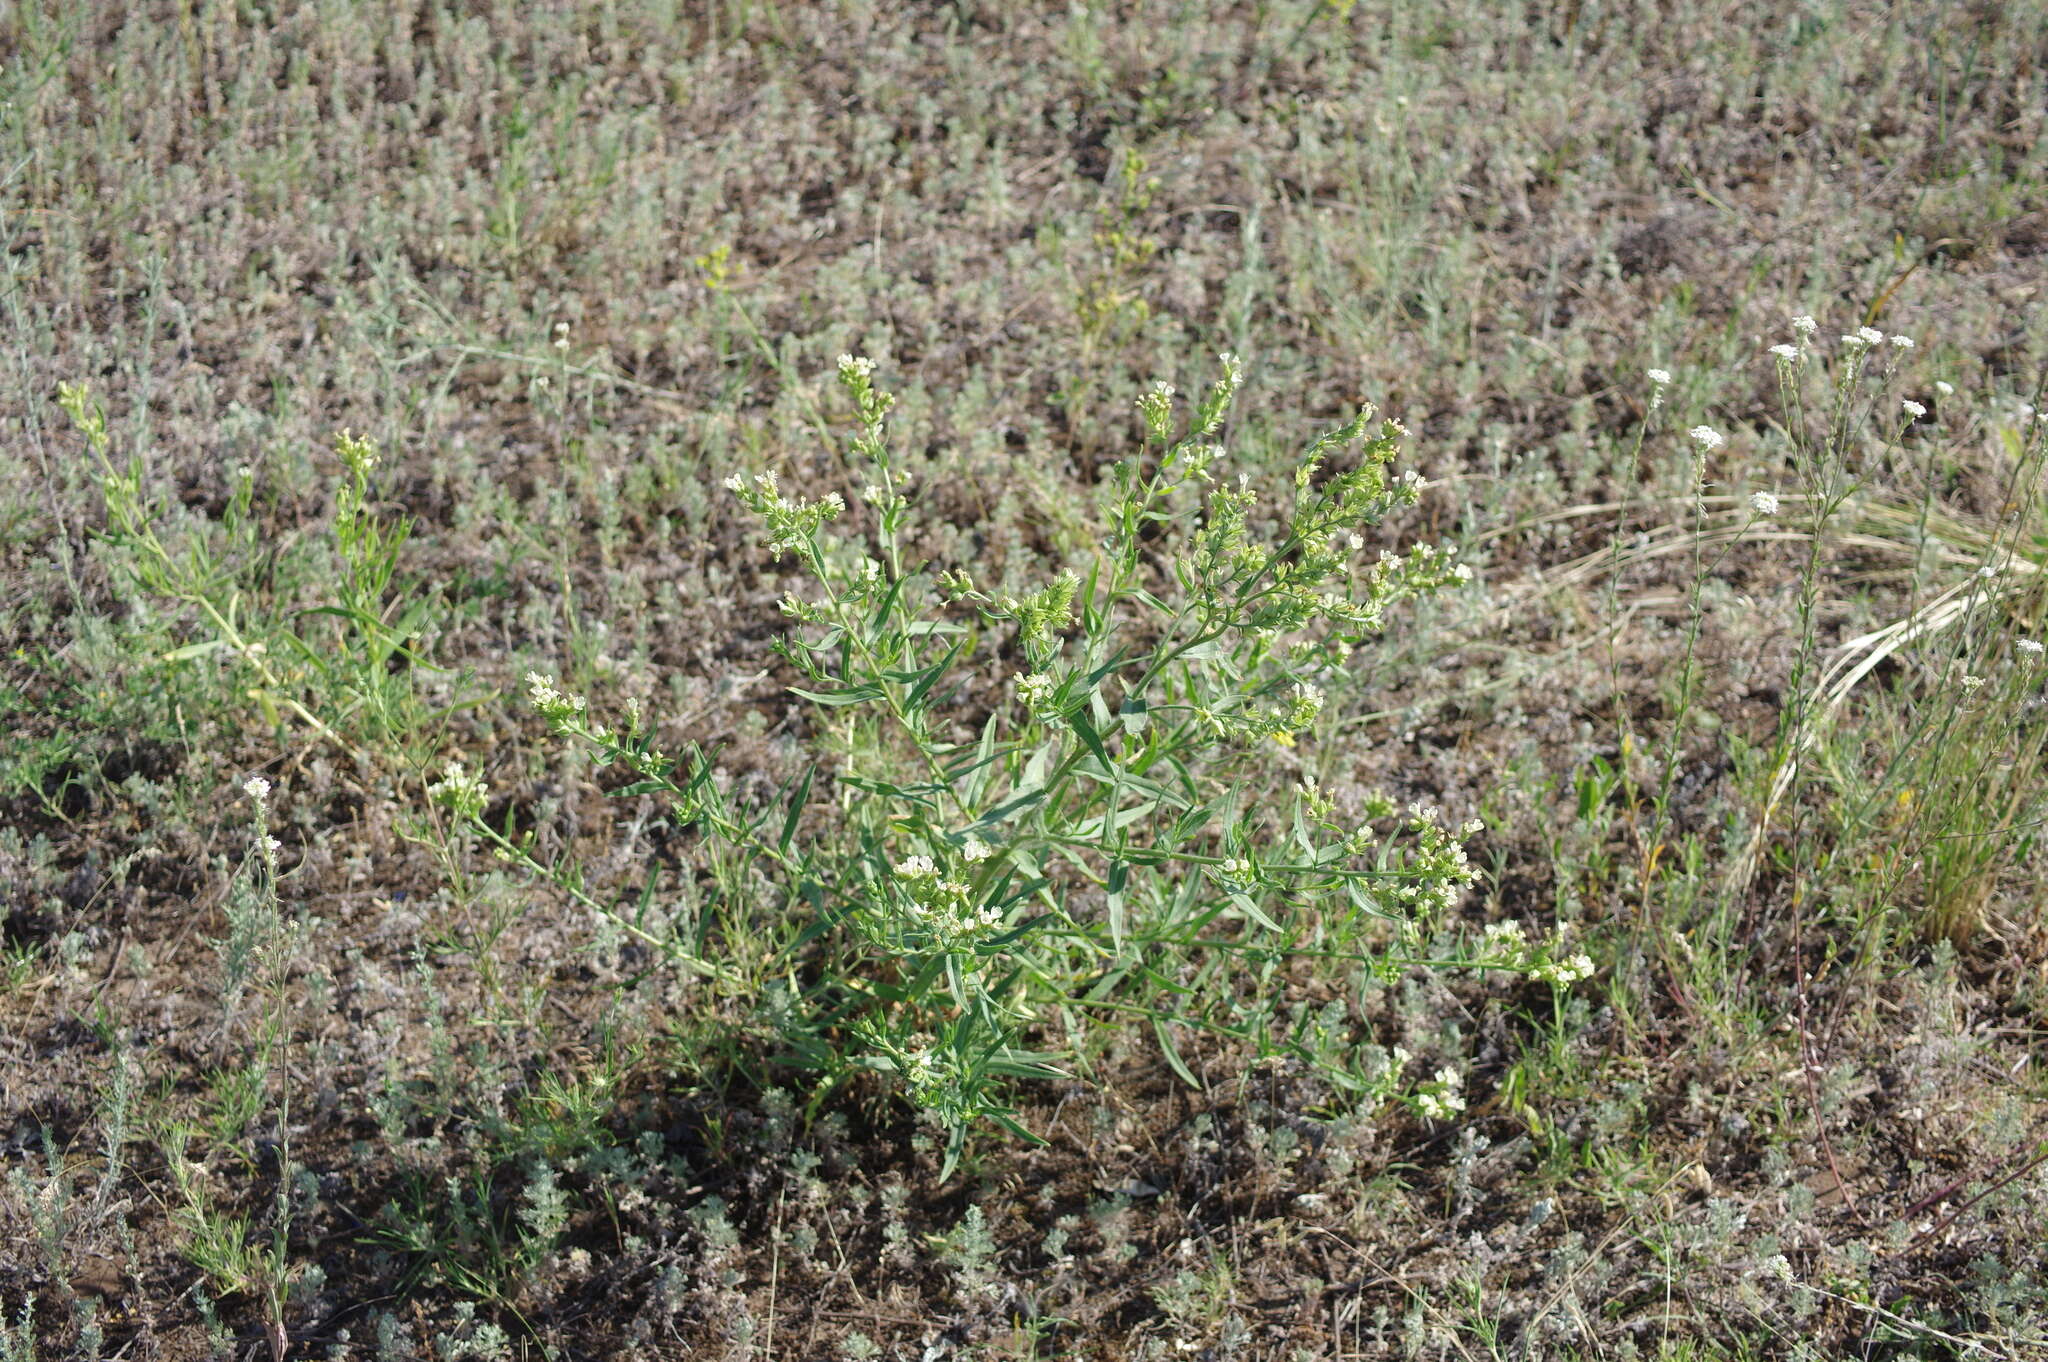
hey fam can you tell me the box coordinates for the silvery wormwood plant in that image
[464,354,1584,1171]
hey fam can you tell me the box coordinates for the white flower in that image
[1902,400,1926,419]
[1889,334,1913,349]
[2018,639,2044,658]
[1750,491,1780,516]
[836,353,877,378]
[1858,326,1885,345]
[1483,920,1527,957]
[430,761,491,819]
[1960,674,1985,692]
[1935,380,1955,397]
[1978,565,1999,580]
[1646,368,1672,386]
[1768,344,1801,361]
[1014,671,1057,711]
[1791,315,1817,335]
[961,837,993,863]
[243,776,271,801]
[894,855,937,879]
[1416,1069,1466,1121]
[1688,426,1724,451]
[1534,952,1596,986]
[262,836,282,856]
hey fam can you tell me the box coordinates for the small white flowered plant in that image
[499,351,1538,1169]
[1750,491,1781,516]
[1413,1066,1466,1121]
[428,761,490,821]
[1688,426,1724,451]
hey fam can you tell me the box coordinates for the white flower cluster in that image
[1387,803,1479,916]
[1532,952,1597,986]
[1277,680,1325,732]
[1136,380,1176,439]
[1216,855,1255,885]
[527,671,589,731]
[1688,425,1724,452]
[243,775,271,802]
[1647,368,1671,410]
[724,468,846,559]
[429,760,491,820]
[1014,670,1058,714]
[1479,917,1596,986]
[1770,316,1909,364]
[889,853,1005,951]
[1750,491,1780,516]
[1415,1066,1466,1121]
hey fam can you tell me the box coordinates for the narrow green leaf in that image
[1068,704,1113,774]
[788,683,883,706]
[1229,890,1284,934]
[1106,859,1129,955]
[964,713,1001,806]
[779,764,814,854]
[904,641,964,711]
[1154,1016,1202,1090]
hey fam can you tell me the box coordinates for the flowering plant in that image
[482,354,1585,1168]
